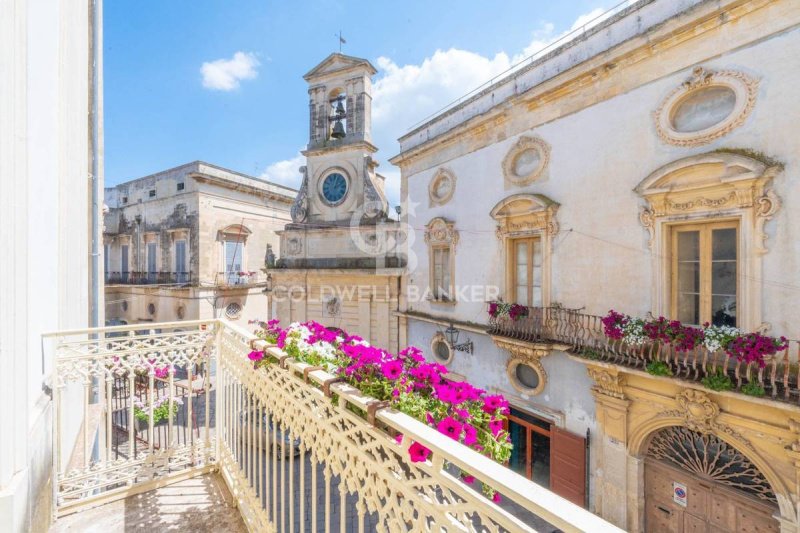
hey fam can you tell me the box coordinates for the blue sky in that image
[105,1,625,202]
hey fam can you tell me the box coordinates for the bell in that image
[331,120,346,139]
[335,100,345,115]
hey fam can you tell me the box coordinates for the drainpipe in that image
[89,0,104,328]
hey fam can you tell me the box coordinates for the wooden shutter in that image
[550,426,586,507]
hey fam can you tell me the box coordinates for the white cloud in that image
[259,153,304,188]
[201,51,260,91]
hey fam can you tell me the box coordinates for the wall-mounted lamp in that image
[444,323,473,354]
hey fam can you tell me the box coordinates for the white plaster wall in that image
[0,1,92,531]
[405,27,800,339]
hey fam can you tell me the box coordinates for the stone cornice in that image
[390,0,786,173]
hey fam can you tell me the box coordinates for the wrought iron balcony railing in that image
[488,306,800,404]
[105,271,191,285]
[214,270,268,287]
[42,320,620,532]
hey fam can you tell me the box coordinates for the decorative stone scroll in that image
[654,66,759,147]
[657,389,753,450]
[492,336,549,396]
[291,165,310,223]
[587,367,626,400]
[423,217,459,247]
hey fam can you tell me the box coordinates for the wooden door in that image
[645,459,779,532]
[550,427,586,507]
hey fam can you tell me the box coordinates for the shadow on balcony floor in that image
[48,474,245,533]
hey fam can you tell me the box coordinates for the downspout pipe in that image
[90,0,103,328]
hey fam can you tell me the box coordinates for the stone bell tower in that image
[291,53,389,225]
[271,53,405,353]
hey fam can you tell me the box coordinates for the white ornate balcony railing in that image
[43,320,621,532]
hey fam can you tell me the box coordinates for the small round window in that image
[670,86,737,133]
[516,364,540,390]
[225,302,242,320]
[507,359,546,395]
[428,169,456,206]
[502,136,550,186]
[430,333,454,365]
[512,149,541,178]
[147,303,156,316]
[121,300,128,312]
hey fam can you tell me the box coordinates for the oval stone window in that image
[515,363,540,390]
[430,332,454,365]
[428,169,456,206]
[671,86,737,133]
[513,149,541,178]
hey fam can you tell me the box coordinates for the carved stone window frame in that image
[635,152,781,331]
[424,217,458,304]
[428,167,457,207]
[490,194,559,307]
[501,135,550,187]
[654,67,758,147]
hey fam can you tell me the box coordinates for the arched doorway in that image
[644,426,779,532]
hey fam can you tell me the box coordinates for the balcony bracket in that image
[491,336,552,396]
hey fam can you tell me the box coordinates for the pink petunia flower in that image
[437,417,463,440]
[408,442,431,463]
[248,350,265,362]
[381,360,404,380]
[462,423,478,446]
[492,493,502,503]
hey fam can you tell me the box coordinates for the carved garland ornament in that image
[501,135,551,186]
[657,389,753,450]
[654,66,759,147]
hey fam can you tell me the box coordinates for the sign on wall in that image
[673,481,688,507]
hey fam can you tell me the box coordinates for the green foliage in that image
[581,348,602,361]
[701,371,733,391]
[741,381,766,397]
[645,361,672,377]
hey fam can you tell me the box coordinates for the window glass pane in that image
[516,242,528,265]
[532,431,551,489]
[225,241,243,272]
[532,286,542,307]
[147,243,157,273]
[508,422,528,478]
[441,249,450,296]
[121,245,129,276]
[510,407,551,430]
[516,287,528,306]
[175,241,186,272]
[712,228,736,260]
[678,293,700,325]
[532,240,542,267]
[712,261,736,296]
[677,231,699,261]
[711,295,736,327]
[678,261,699,293]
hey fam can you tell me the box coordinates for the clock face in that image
[321,172,348,205]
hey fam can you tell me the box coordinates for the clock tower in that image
[270,53,405,353]
[291,53,389,225]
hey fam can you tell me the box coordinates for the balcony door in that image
[510,237,542,307]
[147,242,157,283]
[121,244,129,282]
[506,407,586,507]
[224,240,244,284]
[175,239,187,283]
